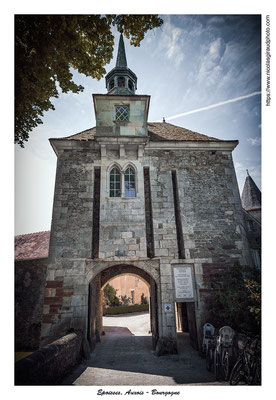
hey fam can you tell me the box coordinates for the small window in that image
[130,290,134,304]
[124,167,136,198]
[115,105,129,121]
[110,167,121,197]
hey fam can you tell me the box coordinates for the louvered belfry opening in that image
[143,167,155,258]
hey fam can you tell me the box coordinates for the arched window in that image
[124,167,136,198]
[110,167,121,197]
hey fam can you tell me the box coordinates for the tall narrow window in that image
[124,167,136,198]
[110,167,121,197]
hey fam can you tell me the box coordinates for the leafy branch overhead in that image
[15,15,163,147]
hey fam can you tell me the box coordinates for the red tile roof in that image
[15,231,50,260]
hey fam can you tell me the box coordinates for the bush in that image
[205,262,261,334]
[141,293,148,304]
[104,304,149,315]
[103,283,121,307]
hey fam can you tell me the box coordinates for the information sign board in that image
[172,264,197,302]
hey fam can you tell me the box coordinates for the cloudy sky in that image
[15,14,262,235]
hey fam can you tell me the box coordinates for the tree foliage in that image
[15,15,163,146]
[103,283,121,307]
[120,294,131,306]
[141,293,148,304]
[205,263,261,334]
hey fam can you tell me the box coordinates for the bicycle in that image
[206,334,217,372]
[230,335,261,385]
[214,326,235,381]
[202,323,215,359]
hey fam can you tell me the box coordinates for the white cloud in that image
[199,38,226,76]
[247,137,261,146]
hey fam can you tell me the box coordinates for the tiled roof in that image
[147,122,222,142]
[15,231,50,260]
[60,122,227,142]
[241,174,261,211]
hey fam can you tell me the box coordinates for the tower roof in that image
[241,171,261,210]
[105,34,137,95]
[116,33,127,67]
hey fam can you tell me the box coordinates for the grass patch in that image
[104,304,149,315]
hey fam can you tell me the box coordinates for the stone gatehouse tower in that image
[41,34,252,352]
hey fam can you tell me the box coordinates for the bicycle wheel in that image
[206,347,213,371]
[222,350,230,381]
[214,349,221,381]
[230,359,245,385]
[250,360,261,385]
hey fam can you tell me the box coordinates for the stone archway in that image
[87,263,160,351]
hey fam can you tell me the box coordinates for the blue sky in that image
[15,14,262,235]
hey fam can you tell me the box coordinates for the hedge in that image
[104,304,149,315]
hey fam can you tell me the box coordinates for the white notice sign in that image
[173,266,195,300]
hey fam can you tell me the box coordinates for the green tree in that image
[120,294,131,306]
[103,283,121,307]
[205,263,261,333]
[141,293,148,304]
[15,15,163,146]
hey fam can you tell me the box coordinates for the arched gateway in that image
[87,262,160,350]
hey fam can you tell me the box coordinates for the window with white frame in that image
[115,105,129,121]
[124,167,136,198]
[109,165,136,198]
[109,167,121,197]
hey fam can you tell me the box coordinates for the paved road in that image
[62,312,227,386]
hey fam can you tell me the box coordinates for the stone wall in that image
[15,258,47,351]
[48,144,99,264]
[15,331,83,385]
[42,139,252,350]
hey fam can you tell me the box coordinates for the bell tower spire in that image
[105,33,137,95]
[116,33,127,68]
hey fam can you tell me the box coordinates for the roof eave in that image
[146,140,239,151]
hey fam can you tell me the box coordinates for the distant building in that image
[241,171,261,269]
[241,170,261,223]
[107,275,150,305]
